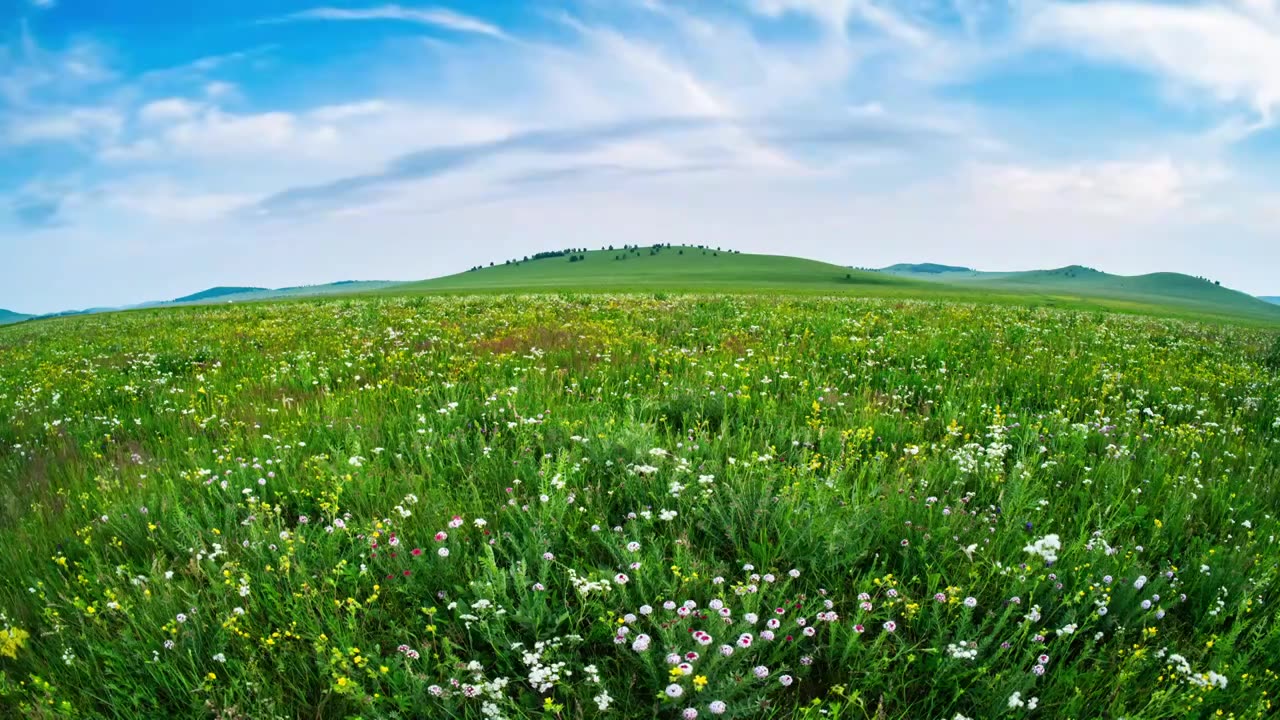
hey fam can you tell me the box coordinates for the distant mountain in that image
[2,281,406,326]
[172,286,268,303]
[881,263,974,274]
[1262,297,1280,305]
[0,309,33,325]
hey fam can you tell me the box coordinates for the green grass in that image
[0,295,1278,718]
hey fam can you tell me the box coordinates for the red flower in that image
[411,548,423,557]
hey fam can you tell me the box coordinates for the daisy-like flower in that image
[438,547,450,557]
[708,700,727,715]
[719,645,734,657]
[779,675,794,687]
[615,573,630,584]
[434,531,448,542]
[683,709,698,720]
[640,604,654,615]
[963,597,977,608]
[737,633,753,648]
[665,684,684,698]
[854,624,865,633]
[883,621,897,633]
[753,666,769,679]
[627,541,641,552]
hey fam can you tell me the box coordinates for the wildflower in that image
[176,613,188,623]
[779,675,794,686]
[594,692,613,711]
[683,709,698,719]
[709,700,727,715]
[627,541,641,552]
[1134,575,1147,590]
[640,604,653,615]
[883,620,897,633]
[963,597,977,608]
[614,573,630,585]
[719,644,734,656]
[666,684,684,698]
[854,624,865,633]
[438,547,450,557]
[212,653,226,663]
[753,666,770,679]
[411,548,423,557]
[449,515,464,528]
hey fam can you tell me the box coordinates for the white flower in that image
[347,456,364,467]
[594,691,613,710]
[709,700,727,715]
[753,665,769,679]
[778,675,793,687]
[665,684,684,698]
[212,653,226,663]
[682,709,698,720]
[438,547,450,557]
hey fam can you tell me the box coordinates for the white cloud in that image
[966,157,1224,217]
[5,107,122,145]
[139,98,203,123]
[1026,2,1280,124]
[278,5,505,38]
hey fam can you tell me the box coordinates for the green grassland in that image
[1,294,1278,719]
[397,247,1280,327]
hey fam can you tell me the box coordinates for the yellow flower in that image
[693,675,708,691]
[206,672,217,681]
[1,627,30,659]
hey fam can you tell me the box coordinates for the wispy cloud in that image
[1025,2,1280,127]
[274,5,505,38]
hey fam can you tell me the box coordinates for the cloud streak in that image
[273,5,506,38]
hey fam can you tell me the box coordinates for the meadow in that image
[0,294,1278,719]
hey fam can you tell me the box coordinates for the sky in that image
[3,0,1280,313]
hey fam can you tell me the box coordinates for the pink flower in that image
[883,621,897,633]
[448,515,464,528]
[434,531,448,542]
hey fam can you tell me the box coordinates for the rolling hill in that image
[396,246,1280,326]
[1263,297,1280,305]
[171,286,268,303]
[398,246,905,294]
[0,309,32,326]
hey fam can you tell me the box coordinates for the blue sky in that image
[3,0,1280,313]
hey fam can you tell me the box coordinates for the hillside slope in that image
[172,286,268,303]
[0,309,32,326]
[398,246,907,293]
[392,247,1280,326]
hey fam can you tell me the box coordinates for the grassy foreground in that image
[1,295,1278,719]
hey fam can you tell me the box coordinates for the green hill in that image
[171,286,268,303]
[398,246,905,294]
[880,262,975,275]
[0,309,32,326]
[1262,296,1280,305]
[392,246,1280,326]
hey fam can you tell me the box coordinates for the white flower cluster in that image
[946,641,978,661]
[1023,534,1061,564]
[1166,653,1229,690]
[567,569,613,597]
